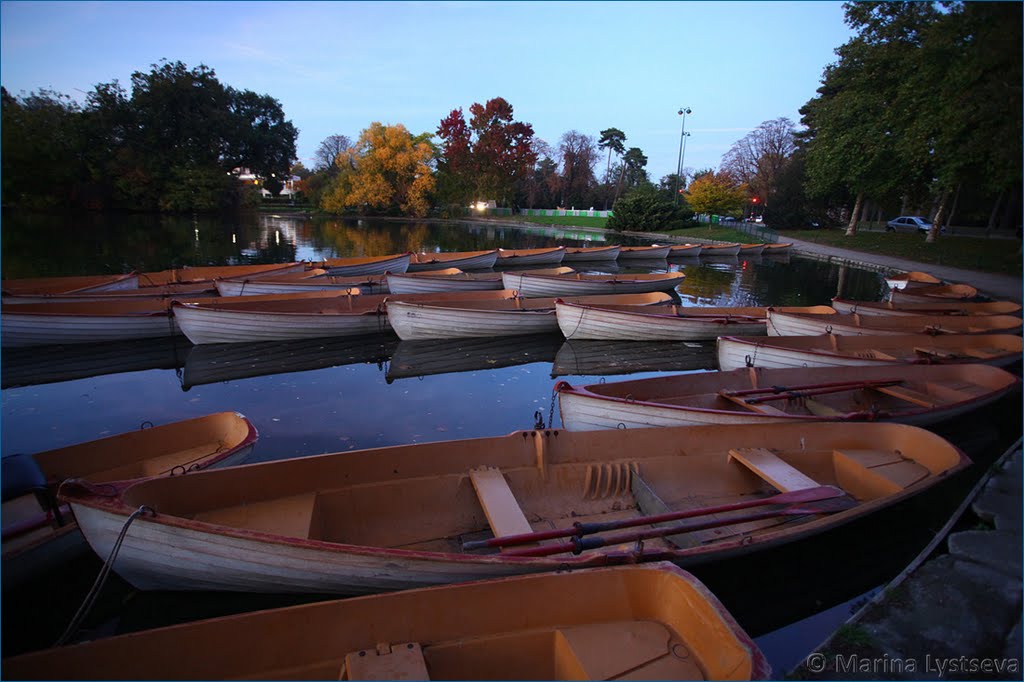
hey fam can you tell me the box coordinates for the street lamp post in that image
[673,107,692,204]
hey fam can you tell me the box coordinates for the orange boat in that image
[1,563,770,680]
[2,412,257,585]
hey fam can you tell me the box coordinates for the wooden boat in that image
[57,420,968,594]
[557,364,1020,430]
[408,250,499,272]
[387,293,672,340]
[2,337,189,389]
[216,273,387,297]
[889,284,980,302]
[139,262,307,286]
[173,290,518,345]
[766,310,1023,337]
[700,243,742,256]
[717,334,1024,371]
[386,334,562,381]
[1,273,139,296]
[762,243,793,255]
[617,245,672,260]
[496,246,566,266]
[2,412,257,586]
[562,244,621,262]
[182,336,398,389]
[386,267,573,295]
[557,303,836,341]
[737,244,767,255]
[668,243,703,257]
[501,271,686,297]
[316,253,411,276]
[1,292,341,348]
[884,271,942,290]
[831,298,1021,317]
[552,340,717,377]
[2,281,217,304]
[1,563,770,681]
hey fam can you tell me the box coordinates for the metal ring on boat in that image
[745,354,753,368]
[825,325,833,334]
[140,420,154,430]
[617,423,627,430]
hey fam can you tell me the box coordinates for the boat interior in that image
[2,564,761,680]
[392,292,672,312]
[116,424,963,566]
[725,333,1023,364]
[175,290,519,314]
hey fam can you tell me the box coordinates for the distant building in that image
[231,168,301,198]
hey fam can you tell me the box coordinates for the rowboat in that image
[2,563,770,681]
[58,419,967,595]
[552,339,717,377]
[496,246,566,266]
[884,271,942,290]
[1,292,341,348]
[1,273,139,296]
[700,243,742,256]
[668,243,703,257]
[2,281,217,304]
[617,245,672,259]
[316,253,411,276]
[139,263,307,286]
[557,303,836,341]
[386,334,562,381]
[387,293,672,340]
[738,244,767,255]
[762,243,793,255]
[717,334,1024,371]
[557,364,1020,430]
[408,250,499,272]
[562,244,621,262]
[216,273,386,297]
[831,298,1021,317]
[2,337,189,389]
[766,310,1023,337]
[889,284,980,302]
[2,412,257,585]
[501,271,686,297]
[182,336,399,389]
[173,290,518,344]
[386,268,575,295]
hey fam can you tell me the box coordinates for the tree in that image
[558,130,598,207]
[620,147,649,190]
[684,171,747,216]
[597,127,626,209]
[321,122,435,217]
[721,117,797,209]
[315,135,353,176]
[607,184,689,232]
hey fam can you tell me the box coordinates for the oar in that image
[740,380,905,404]
[503,497,856,558]
[461,485,844,552]
[723,378,902,398]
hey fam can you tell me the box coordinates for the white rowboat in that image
[766,310,1023,337]
[408,250,499,272]
[562,245,621,262]
[617,245,672,259]
[501,271,685,297]
[317,253,411,276]
[496,247,566,266]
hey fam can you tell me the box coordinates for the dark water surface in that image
[2,212,1018,674]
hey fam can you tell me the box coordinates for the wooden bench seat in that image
[832,449,930,501]
[871,383,937,408]
[717,391,791,416]
[728,448,819,492]
[469,467,533,548]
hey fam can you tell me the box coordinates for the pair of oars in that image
[462,485,852,558]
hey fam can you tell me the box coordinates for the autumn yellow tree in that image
[683,171,748,217]
[321,122,435,217]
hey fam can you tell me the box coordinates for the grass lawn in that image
[500,214,610,229]
[775,229,1022,277]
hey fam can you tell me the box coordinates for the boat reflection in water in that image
[1,337,189,389]
[552,339,717,377]
[181,335,397,390]
[386,334,562,383]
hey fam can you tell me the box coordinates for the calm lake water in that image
[2,211,1019,673]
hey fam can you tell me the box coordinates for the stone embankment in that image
[790,440,1023,680]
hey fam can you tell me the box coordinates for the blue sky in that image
[1,1,853,181]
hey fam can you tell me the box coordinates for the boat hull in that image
[320,253,411,276]
[700,244,742,256]
[501,272,685,297]
[408,251,499,272]
[717,334,1024,371]
[216,278,385,297]
[496,248,566,266]
[556,304,769,341]
[385,273,503,294]
[617,245,672,259]
[173,305,388,344]
[1,311,179,347]
[562,245,621,261]
[766,311,1023,336]
[388,302,558,339]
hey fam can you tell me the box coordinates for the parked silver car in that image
[886,216,934,234]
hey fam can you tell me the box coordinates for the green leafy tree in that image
[684,171,747,217]
[598,127,626,209]
[607,184,689,232]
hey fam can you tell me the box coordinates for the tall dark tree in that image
[314,134,353,176]
[597,127,626,209]
[557,130,598,208]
